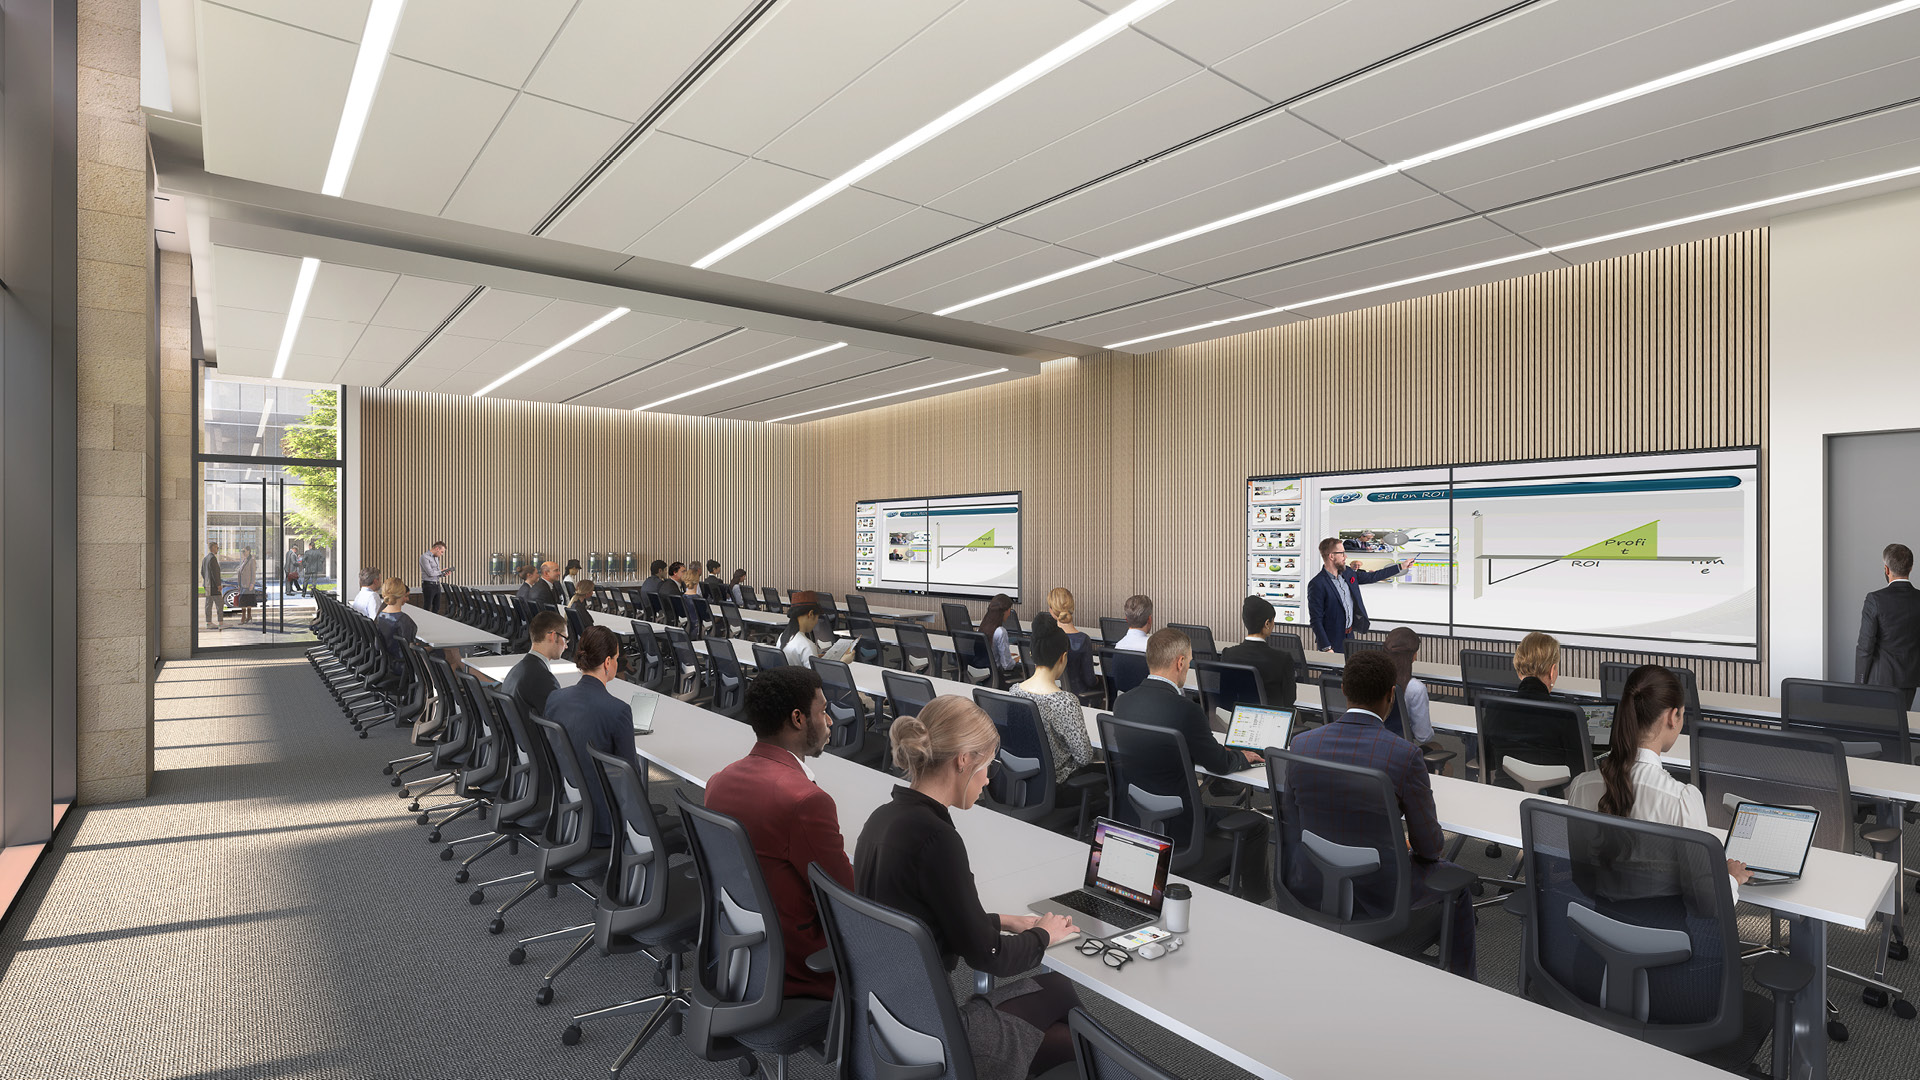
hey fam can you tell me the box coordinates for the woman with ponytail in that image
[1567,664,1751,895]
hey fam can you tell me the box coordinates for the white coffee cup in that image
[1161,883,1192,934]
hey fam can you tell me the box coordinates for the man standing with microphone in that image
[419,540,453,614]
[1308,537,1414,653]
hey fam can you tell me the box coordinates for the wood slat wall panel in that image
[357,231,1769,693]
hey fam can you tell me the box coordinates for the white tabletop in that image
[401,604,505,648]
[856,601,939,621]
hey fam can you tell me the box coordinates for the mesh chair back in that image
[809,866,976,1080]
[1068,1008,1180,1080]
[1459,648,1520,693]
[706,637,748,716]
[1096,715,1207,872]
[811,657,870,757]
[1193,660,1267,723]
[454,670,504,788]
[972,688,1059,819]
[941,603,974,635]
[1475,696,1593,793]
[1779,677,1911,762]
[485,688,548,827]
[882,670,937,719]
[665,625,702,693]
[1687,722,1854,850]
[529,715,594,860]
[718,600,747,637]
[1521,800,1744,1053]
[1316,671,1347,717]
[845,614,886,666]
[762,587,785,613]
[643,589,665,622]
[675,792,787,1045]
[1345,638,1386,661]
[894,624,936,673]
[1098,617,1127,646]
[1100,648,1150,706]
[1599,662,1704,732]
[844,593,871,616]
[631,623,666,687]
[1268,632,1308,673]
[950,628,992,681]
[669,592,694,628]
[586,747,673,935]
[688,595,717,635]
[1168,623,1218,659]
[753,641,789,670]
[1265,747,1416,943]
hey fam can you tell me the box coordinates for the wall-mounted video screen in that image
[856,491,1020,601]
[1247,449,1758,659]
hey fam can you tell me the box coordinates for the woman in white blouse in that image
[1010,614,1098,800]
[1566,664,1751,897]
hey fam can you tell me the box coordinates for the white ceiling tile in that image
[526,0,757,122]
[280,352,344,384]
[198,5,355,192]
[214,306,286,350]
[542,131,745,252]
[562,309,700,355]
[445,289,553,339]
[290,315,364,358]
[210,246,303,312]
[334,359,399,386]
[703,186,926,284]
[1205,0,1515,103]
[212,345,276,378]
[831,228,1062,307]
[502,300,623,347]
[302,262,397,323]
[439,95,629,233]
[385,363,451,392]
[346,324,428,364]
[391,0,573,88]
[341,58,518,216]
[371,276,477,330]
[616,319,741,361]
[208,0,373,41]
[467,340,545,376]
[769,205,981,292]
[1040,288,1277,344]
[406,333,494,371]
[946,261,1178,329]
[627,156,825,265]
[1209,217,1533,306]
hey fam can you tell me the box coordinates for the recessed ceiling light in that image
[769,367,1009,423]
[1105,161,1920,349]
[474,307,631,398]
[937,0,1920,317]
[321,0,408,197]
[634,342,847,412]
[692,0,1176,269]
[271,257,321,379]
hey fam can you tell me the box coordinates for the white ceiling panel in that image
[439,95,629,233]
[370,276,477,331]
[542,132,746,252]
[444,289,554,340]
[502,299,623,348]
[345,324,428,365]
[1286,252,1576,322]
[769,205,982,293]
[290,316,364,359]
[335,359,401,386]
[655,0,964,158]
[465,341,546,377]
[525,0,758,122]
[197,4,355,192]
[1037,287,1281,344]
[627,157,828,266]
[302,262,397,323]
[208,245,302,312]
[391,0,573,89]
[754,0,1097,181]
[563,309,705,356]
[341,58,518,216]
[208,0,373,42]
[830,228,1069,308]
[384,363,452,393]
[213,345,274,378]
[1209,217,1539,307]
[406,333,496,372]
[701,186,929,286]
[214,306,287,351]
[615,319,740,362]
[539,354,660,403]
[955,262,1186,331]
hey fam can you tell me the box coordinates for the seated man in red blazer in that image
[703,665,854,1000]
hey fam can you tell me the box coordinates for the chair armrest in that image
[1425,863,1476,895]
[1216,810,1267,835]
[1750,953,1816,996]
[1064,771,1105,791]
[1859,823,1902,847]
[1501,888,1531,919]
[804,948,833,974]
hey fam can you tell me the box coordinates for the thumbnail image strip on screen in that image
[1246,449,1758,659]
[856,491,1021,601]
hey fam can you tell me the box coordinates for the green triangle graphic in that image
[1566,520,1658,559]
[965,528,996,548]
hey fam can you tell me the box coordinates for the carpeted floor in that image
[0,652,1912,1079]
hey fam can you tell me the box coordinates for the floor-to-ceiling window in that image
[194,369,344,650]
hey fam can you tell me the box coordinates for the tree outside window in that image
[279,389,338,550]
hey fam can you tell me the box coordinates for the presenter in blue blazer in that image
[1308,536,1414,653]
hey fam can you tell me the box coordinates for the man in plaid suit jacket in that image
[1288,650,1476,978]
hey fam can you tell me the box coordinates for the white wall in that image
[1769,185,1920,684]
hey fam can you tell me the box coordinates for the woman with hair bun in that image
[541,625,636,846]
[855,696,1082,1079]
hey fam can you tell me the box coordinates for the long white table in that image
[402,604,505,649]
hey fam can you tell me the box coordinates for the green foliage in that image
[280,389,339,546]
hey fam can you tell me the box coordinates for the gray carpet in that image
[0,652,1910,1079]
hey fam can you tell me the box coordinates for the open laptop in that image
[609,681,660,734]
[1225,703,1295,753]
[1723,801,1820,886]
[1031,817,1174,938]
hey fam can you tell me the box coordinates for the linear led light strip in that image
[474,307,632,397]
[769,367,1008,423]
[634,341,847,412]
[1106,162,1920,349]
[269,258,322,379]
[934,0,1920,317]
[692,0,1176,269]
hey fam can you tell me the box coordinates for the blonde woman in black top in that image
[856,695,1080,1080]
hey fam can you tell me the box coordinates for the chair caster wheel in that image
[427,830,441,843]
[1485,843,1502,858]
[390,776,401,787]
[1468,882,1485,897]
[358,731,368,738]
[534,985,553,1006]
[739,1056,759,1076]
[439,847,455,861]
[1891,940,1910,962]
[468,889,486,905]
[1828,1020,1850,1042]
[667,1014,683,1038]
[1864,987,1889,1009]
[454,869,469,883]
[487,917,505,935]
[507,947,526,966]
[381,765,393,776]
[414,812,428,824]
[397,789,409,798]
[562,1025,582,1046]
[1897,999,1918,1020]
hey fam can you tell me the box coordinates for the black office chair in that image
[1097,714,1264,896]
[843,613,887,667]
[629,624,668,689]
[1344,637,1385,661]
[893,623,937,678]
[1518,800,1814,1080]
[1098,617,1127,646]
[455,688,551,885]
[1474,695,1593,797]
[941,602,975,635]
[1265,747,1472,972]
[1599,661,1705,732]
[1099,647,1149,707]
[704,637,749,719]
[761,587,785,614]
[1192,659,1266,730]
[1067,1007,1182,1080]
[973,687,1099,836]
[948,628,993,686]
[843,593,872,617]
[881,669,936,722]
[1267,632,1309,676]
[483,715,608,937]
[1168,622,1217,660]
[664,626,705,701]
[752,641,788,671]
[812,656,884,767]
[1459,648,1519,703]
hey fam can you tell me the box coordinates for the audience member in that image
[540,625,636,845]
[1513,632,1559,698]
[1857,542,1920,709]
[502,611,567,717]
[1046,587,1099,701]
[704,666,855,1000]
[1382,626,1434,744]
[702,560,726,601]
[979,593,1018,676]
[1219,595,1297,709]
[662,561,687,597]
[536,561,567,606]
[780,602,826,667]
[1011,615,1099,798]
[374,577,417,675]
[1112,628,1261,840]
[1287,651,1476,978]
[640,559,668,607]
[571,579,594,611]
[562,559,582,594]
[1115,594,1153,651]
[351,567,383,618]
[857,696,1081,1077]
[728,569,750,607]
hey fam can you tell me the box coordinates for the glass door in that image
[198,464,339,647]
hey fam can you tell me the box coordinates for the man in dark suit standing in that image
[1112,628,1262,841]
[1221,595,1297,709]
[1307,537,1413,653]
[704,666,855,1001]
[1857,542,1920,709]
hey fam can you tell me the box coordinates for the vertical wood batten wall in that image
[358,230,1768,692]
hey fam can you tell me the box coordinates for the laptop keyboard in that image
[1050,890,1151,929]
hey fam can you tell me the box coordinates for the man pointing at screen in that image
[1309,537,1414,653]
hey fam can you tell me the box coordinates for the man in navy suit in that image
[1858,542,1920,709]
[1307,536,1413,653]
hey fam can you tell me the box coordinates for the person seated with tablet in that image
[1566,663,1751,898]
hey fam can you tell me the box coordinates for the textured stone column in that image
[74,0,154,803]
[158,251,194,660]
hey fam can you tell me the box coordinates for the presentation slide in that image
[1245,449,1758,659]
[856,491,1020,601]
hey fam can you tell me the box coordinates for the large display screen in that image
[856,491,1020,601]
[1247,449,1758,659]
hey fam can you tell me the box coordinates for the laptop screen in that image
[1225,704,1294,753]
[1084,818,1173,910]
[1724,802,1819,878]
